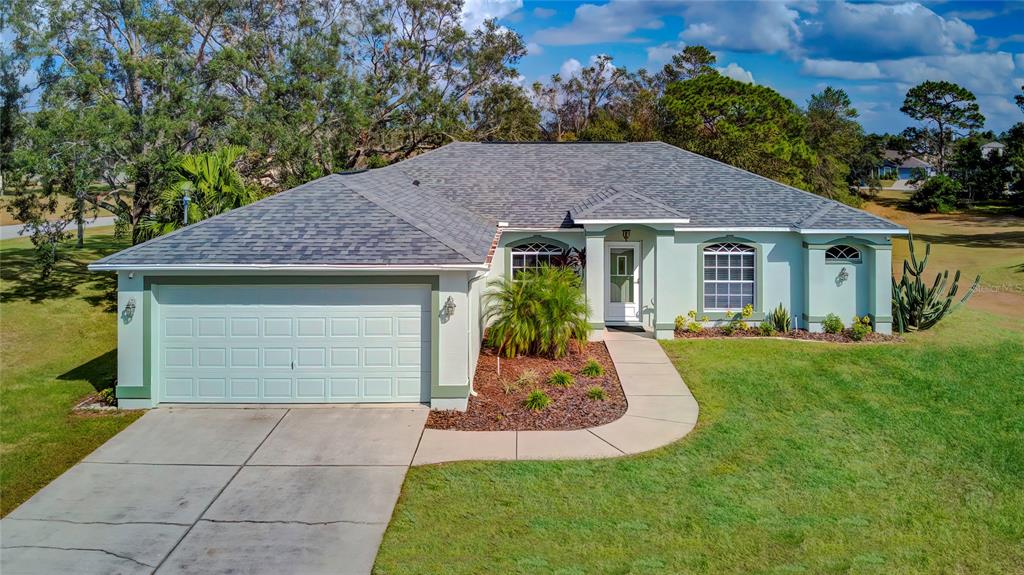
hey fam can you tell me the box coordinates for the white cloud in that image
[532,0,677,45]
[717,63,755,84]
[559,58,583,79]
[526,42,544,56]
[646,42,684,67]
[799,2,976,61]
[460,0,522,30]
[533,7,556,19]
[801,59,883,80]
[680,1,801,54]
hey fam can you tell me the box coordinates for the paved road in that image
[0,406,427,574]
[1,216,117,240]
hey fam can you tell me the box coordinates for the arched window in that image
[510,242,562,279]
[703,242,755,311]
[825,245,861,263]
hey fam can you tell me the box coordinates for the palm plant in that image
[484,265,590,371]
[140,146,258,239]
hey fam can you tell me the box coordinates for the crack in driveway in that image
[2,545,154,569]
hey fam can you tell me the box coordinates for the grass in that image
[375,310,1023,574]
[864,189,1024,295]
[0,228,142,516]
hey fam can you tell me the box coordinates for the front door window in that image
[610,248,635,304]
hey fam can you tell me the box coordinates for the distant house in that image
[981,141,1005,159]
[879,150,936,180]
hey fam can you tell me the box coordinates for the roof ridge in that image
[653,141,904,231]
[609,185,688,218]
[91,173,339,266]
[339,169,490,263]
[796,202,835,228]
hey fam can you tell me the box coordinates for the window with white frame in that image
[510,242,562,278]
[703,242,755,311]
[825,245,861,263]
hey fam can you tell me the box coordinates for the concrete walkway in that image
[1,406,427,575]
[413,329,698,465]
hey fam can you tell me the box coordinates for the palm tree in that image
[140,146,258,238]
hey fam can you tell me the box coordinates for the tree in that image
[660,73,817,193]
[658,45,717,84]
[470,84,540,141]
[909,174,961,213]
[0,30,30,195]
[947,135,1011,203]
[900,81,985,173]
[140,146,259,239]
[805,87,864,202]
[1016,85,1023,113]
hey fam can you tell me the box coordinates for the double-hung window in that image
[703,242,755,311]
[510,242,562,279]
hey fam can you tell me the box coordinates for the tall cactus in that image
[891,233,980,333]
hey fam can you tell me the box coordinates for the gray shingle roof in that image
[94,141,903,269]
[570,185,689,221]
[398,142,903,231]
[92,172,496,267]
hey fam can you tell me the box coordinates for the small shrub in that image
[850,315,873,341]
[685,309,706,333]
[674,315,686,331]
[523,389,552,411]
[720,320,737,336]
[548,370,575,387]
[515,369,539,388]
[502,381,519,395]
[769,303,792,333]
[822,313,844,334]
[586,386,608,401]
[581,359,605,377]
[909,175,960,213]
[758,322,776,336]
[97,387,116,406]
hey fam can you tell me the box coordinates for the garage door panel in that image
[157,284,430,403]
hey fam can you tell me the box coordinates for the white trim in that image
[674,226,908,235]
[87,263,490,272]
[575,218,690,224]
[499,227,581,233]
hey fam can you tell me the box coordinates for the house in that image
[981,141,1005,159]
[90,142,907,410]
[880,150,936,180]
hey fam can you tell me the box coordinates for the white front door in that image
[605,242,640,324]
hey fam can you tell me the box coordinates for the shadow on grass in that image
[58,348,117,393]
[913,231,1024,249]
[1,235,124,307]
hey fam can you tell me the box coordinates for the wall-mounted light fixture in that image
[622,229,631,241]
[122,297,137,323]
[182,191,191,225]
[442,296,457,319]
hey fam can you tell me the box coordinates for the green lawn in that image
[375,312,1024,574]
[0,228,142,516]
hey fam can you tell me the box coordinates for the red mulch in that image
[674,327,900,343]
[426,342,627,431]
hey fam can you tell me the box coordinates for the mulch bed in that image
[426,342,627,431]
[675,327,900,343]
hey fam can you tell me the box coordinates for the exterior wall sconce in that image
[442,296,457,319]
[836,267,849,287]
[122,297,137,323]
[622,229,631,241]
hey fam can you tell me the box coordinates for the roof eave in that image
[87,262,491,273]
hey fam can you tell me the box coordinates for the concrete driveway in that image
[1,406,427,575]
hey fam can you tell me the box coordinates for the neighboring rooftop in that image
[93,141,904,269]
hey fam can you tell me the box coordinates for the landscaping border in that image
[411,330,698,465]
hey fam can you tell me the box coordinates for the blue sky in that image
[462,0,1024,134]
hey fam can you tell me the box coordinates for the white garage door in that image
[156,284,431,403]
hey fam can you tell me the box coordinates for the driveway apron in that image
[0,406,427,575]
